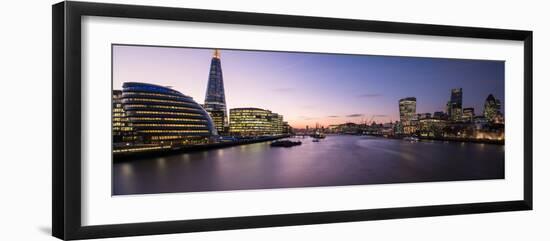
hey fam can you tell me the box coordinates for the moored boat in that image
[310,131,326,139]
[270,140,302,147]
[403,136,420,142]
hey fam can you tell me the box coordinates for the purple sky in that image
[113,45,504,129]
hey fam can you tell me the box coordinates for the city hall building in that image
[116,82,218,145]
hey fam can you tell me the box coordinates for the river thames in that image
[113,135,504,195]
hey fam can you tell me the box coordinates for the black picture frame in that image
[52,1,533,240]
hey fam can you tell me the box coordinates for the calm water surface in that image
[113,135,504,195]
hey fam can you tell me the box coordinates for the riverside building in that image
[112,90,135,142]
[229,108,285,136]
[120,82,218,145]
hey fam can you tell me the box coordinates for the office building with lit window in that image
[483,94,502,123]
[204,109,226,134]
[462,107,475,122]
[229,108,284,136]
[418,118,447,137]
[399,97,417,134]
[203,49,228,134]
[120,82,218,144]
[272,113,284,134]
[112,90,135,142]
[447,88,463,121]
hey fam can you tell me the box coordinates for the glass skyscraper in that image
[483,94,501,122]
[399,97,417,134]
[203,49,228,134]
[447,88,463,121]
[399,97,417,122]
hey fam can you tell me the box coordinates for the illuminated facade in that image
[483,94,502,122]
[418,118,447,137]
[205,109,226,134]
[121,82,218,144]
[229,108,284,136]
[462,107,475,122]
[399,97,417,134]
[112,90,135,142]
[447,88,463,121]
[203,49,228,134]
[273,114,283,134]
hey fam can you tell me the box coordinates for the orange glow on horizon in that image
[288,117,394,129]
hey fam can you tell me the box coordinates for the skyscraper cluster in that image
[396,88,504,139]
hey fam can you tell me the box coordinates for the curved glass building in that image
[121,82,218,144]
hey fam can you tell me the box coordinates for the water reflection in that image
[113,135,504,195]
[120,163,133,176]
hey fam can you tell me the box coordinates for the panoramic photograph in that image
[112,44,505,195]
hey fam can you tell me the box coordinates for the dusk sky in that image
[113,45,504,129]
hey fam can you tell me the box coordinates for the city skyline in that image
[113,45,505,129]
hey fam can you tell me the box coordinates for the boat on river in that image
[270,140,302,147]
[403,136,420,142]
[310,131,326,139]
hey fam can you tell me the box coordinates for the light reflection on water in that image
[113,135,504,195]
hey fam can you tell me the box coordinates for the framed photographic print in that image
[52,1,533,240]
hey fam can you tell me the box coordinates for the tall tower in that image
[399,97,417,134]
[204,49,228,134]
[448,88,463,121]
[483,94,501,122]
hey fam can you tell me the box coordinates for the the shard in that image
[204,49,228,134]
